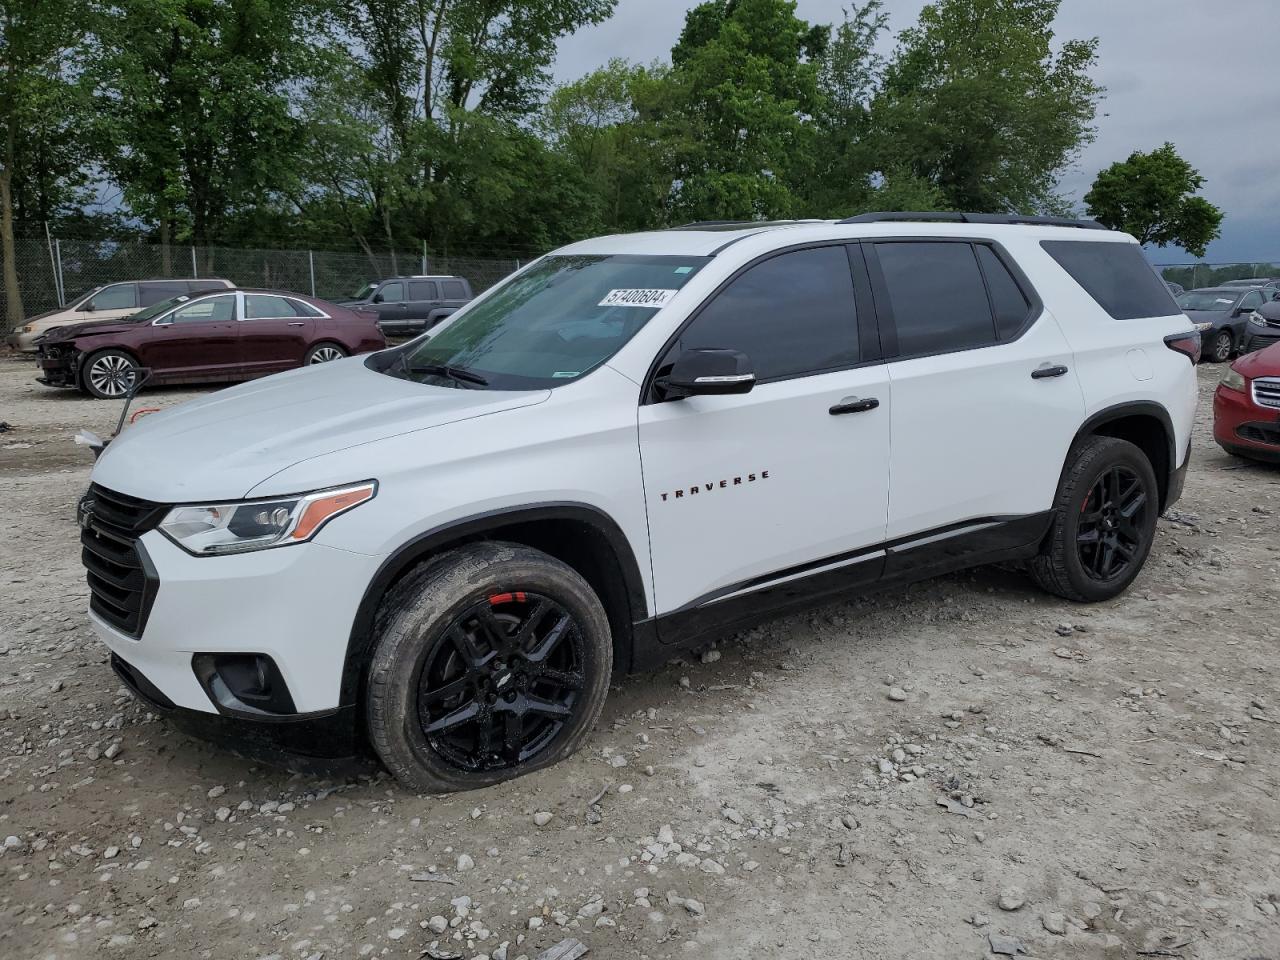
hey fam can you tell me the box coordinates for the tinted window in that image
[976,245,1032,339]
[670,245,859,381]
[876,242,994,356]
[290,298,324,317]
[139,281,187,306]
[169,294,235,323]
[89,284,137,311]
[380,281,404,302]
[1240,290,1265,310]
[245,294,305,319]
[408,280,438,300]
[1041,240,1178,320]
[442,280,467,299]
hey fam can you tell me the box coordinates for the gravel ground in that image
[1,355,1278,960]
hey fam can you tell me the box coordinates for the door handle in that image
[829,396,880,415]
[286,321,306,326]
[1031,364,1069,380]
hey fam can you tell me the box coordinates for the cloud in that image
[554,0,1280,264]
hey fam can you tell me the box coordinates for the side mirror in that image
[658,348,755,398]
[83,302,95,312]
[371,293,384,303]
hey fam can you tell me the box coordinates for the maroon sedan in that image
[35,288,386,398]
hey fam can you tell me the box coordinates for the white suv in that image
[81,214,1198,792]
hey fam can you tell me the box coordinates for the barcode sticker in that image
[598,288,679,308]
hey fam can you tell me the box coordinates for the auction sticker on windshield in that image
[598,288,679,308]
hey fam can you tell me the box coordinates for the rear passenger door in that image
[867,239,1083,565]
[406,280,440,322]
[239,294,315,374]
[638,244,891,636]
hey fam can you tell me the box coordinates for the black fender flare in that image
[1067,400,1178,508]
[337,502,649,707]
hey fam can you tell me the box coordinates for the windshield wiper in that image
[408,363,489,387]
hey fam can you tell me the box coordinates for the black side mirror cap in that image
[658,348,756,398]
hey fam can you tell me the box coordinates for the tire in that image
[81,349,141,400]
[305,342,348,364]
[1030,436,1159,603]
[366,542,613,793]
[1208,330,1233,363]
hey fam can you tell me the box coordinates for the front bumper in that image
[1213,383,1280,461]
[87,525,385,759]
[1243,327,1280,354]
[7,329,39,352]
[36,346,80,386]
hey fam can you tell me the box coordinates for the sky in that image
[553,0,1280,265]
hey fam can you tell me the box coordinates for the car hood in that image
[1234,341,1280,378]
[40,319,137,342]
[91,357,551,502]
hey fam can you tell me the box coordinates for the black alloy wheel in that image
[1075,465,1149,581]
[416,593,585,773]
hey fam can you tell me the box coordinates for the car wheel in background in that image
[1209,330,1234,363]
[81,349,140,400]
[306,343,348,364]
[365,542,613,793]
[1030,436,1159,603]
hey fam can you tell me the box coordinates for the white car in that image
[81,214,1198,792]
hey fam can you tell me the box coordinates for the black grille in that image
[81,484,168,636]
[1237,421,1280,447]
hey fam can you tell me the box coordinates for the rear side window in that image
[975,245,1031,339]
[139,281,188,306]
[1041,240,1177,320]
[875,242,994,356]
[408,280,438,300]
[442,280,467,299]
[669,245,859,381]
[245,294,305,319]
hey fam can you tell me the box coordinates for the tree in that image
[872,0,1101,214]
[0,0,87,328]
[1084,142,1223,258]
[663,0,828,222]
[91,0,323,256]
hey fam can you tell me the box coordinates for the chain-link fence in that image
[2,238,531,330]
[1156,262,1280,291]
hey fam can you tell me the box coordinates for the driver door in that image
[637,244,891,642]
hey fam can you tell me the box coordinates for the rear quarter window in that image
[1041,240,1178,320]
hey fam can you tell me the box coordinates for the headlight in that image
[158,481,376,556]
[1219,368,1247,392]
[1193,321,1213,332]
[1249,311,1267,327]
[23,323,34,333]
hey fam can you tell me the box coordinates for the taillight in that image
[1164,332,1201,364]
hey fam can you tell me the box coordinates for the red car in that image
[1213,341,1280,463]
[35,288,386,398]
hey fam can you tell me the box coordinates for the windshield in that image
[130,294,193,323]
[382,254,710,389]
[1177,290,1239,311]
[351,282,377,301]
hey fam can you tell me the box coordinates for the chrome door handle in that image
[829,396,880,415]
[1031,364,1068,379]
[286,321,306,326]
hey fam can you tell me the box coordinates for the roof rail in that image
[668,220,753,230]
[837,211,1108,230]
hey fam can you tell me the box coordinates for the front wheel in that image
[365,542,613,793]
[81,349,140,399]
[1208,330,1234,363]
[1030,436,1159,602]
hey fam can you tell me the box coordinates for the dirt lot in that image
[1,354,1278,960]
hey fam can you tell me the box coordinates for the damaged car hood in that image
[91,356,550,502]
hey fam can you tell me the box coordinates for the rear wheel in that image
[365,542,612,793]
[1031,436,1159,602]
[306,342,347,364]
[81,349,140,399]
[1209,330,1234,363]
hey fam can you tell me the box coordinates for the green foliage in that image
[1084,143,1224,258]
[1160,262,1279,291]
[871,0,1101,214]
